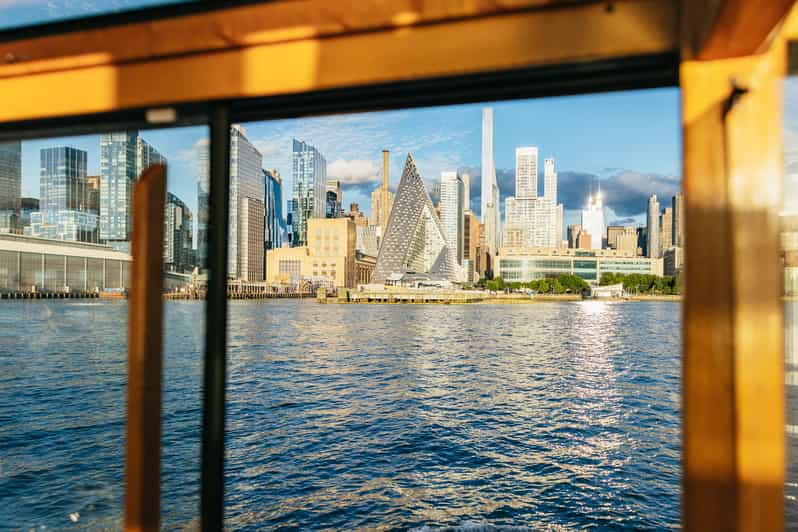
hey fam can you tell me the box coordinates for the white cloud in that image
[327,159,380,185]
[253,139,283,159]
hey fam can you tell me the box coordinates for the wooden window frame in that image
[0,1,795,530]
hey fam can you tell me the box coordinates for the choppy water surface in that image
[1,300,682,529]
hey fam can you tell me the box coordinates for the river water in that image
[2,299,684,529]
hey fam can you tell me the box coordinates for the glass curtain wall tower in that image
[290,138,327,246]
[27,146,98,242]
[196,138,210,269]
[100,131,165,250]
[264,168,284,252]
[0,141,22,233]
[164,192,194,272]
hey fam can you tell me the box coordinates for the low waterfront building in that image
[496,246,663,283]
[0,233,131,293]
[591,283,626,298]
[266,217,357,288]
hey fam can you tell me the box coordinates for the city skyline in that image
[16,88,681,236]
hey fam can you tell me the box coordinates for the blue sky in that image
[19,87,682,235]
[0,0,191,31]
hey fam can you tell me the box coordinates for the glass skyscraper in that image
[0,141,21,233]
[264,168,285,251]
[291,138,327,246]
[100,131,165,249]
[26,146,99,242]
[196,138,210,269]
[164,192,194,273]
[100,131,137,244]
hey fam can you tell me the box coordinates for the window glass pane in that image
[783,76,798,528]
[0,125,207,528]
[0,0,196,31]
[225,89,682,528]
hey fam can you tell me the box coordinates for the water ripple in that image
[0,299,683,530]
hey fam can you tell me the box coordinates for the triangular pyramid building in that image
[372,154,461,283]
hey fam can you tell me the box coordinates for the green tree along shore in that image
[599,272,681,295]
[479,274,591,294]
[476,272,682,295]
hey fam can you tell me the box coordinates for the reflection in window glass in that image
[0,0,195,31]
[224,90,683,528]
[0,126,207,528]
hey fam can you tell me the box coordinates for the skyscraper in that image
[239,196,265,281]
[580,193,605,250]
[100,131,165,249]
[290,138,327,246]
[544,158,557,202]
[229,125,264,278]
[39,146,88,213]
[326,180,343,218]
[661,206,673,251]
[100,132,136,244]
[647,194,661,258]
[0,141,21,216]
[607,225,625,249]
[27,146,99,243]
[567,224,581,248]
[461,172,471,212]
[503,151,560,249]
[264,168,285,252]
[440,171,464,264]
[481,108,499,255]
[137,136,166,175]
[463,210,480,280]
[369,150,394,230]
[195,138,210,269]
[515,147,538,198]
[164,192,194,272]
[672,193,684,247]
[372,154,460,283]
[556,203,564,248]
[504,196,557,248]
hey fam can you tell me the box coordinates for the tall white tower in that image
[581,193,605,250]
[481,108,499,255]
[544,158,557,202]
[440,171,464,263]
[515,147,538,199]
[481,108,494,222]
[647,194,661,258]
[461,172,471,213]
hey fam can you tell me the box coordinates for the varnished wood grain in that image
[681,15,787,530]
[125,164,166,532]
[0,1,676,123]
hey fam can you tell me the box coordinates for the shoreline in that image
[0,293,687,303]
